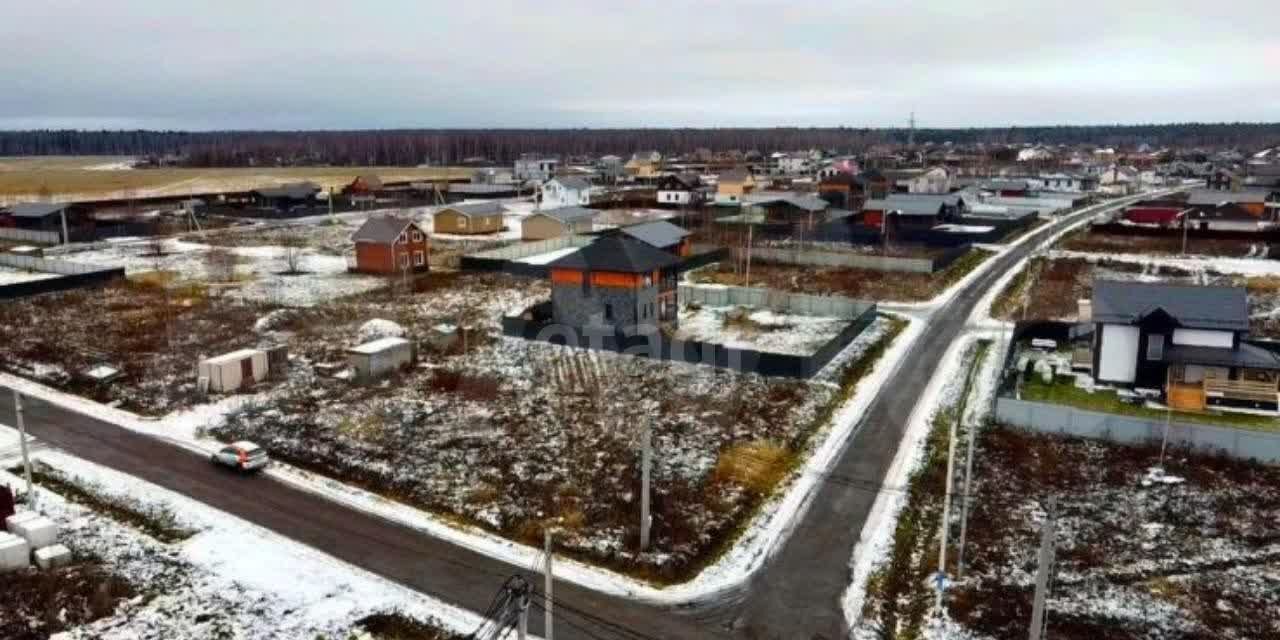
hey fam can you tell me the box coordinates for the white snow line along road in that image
[0,423,505,640]
[0,313,922,606]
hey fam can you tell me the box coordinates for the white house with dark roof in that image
[541,176,593,209]
[1086,280,1280,413]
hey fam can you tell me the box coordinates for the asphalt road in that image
[1,194,1151,640]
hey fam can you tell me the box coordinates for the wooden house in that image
[715,168,757,205]
[656,173,704,206]
[432,202,505,235]
[522,206,597,241]
[541,176,593,209]
[351,215,429,274]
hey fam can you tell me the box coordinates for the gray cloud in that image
[1,0,1276,130]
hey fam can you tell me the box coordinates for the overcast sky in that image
[2,0,1277,130]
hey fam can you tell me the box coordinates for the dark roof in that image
[4,202,69,218]
[444,201,505,218]
[1162,342,1280,369]
[352,215,417,243]
[1187,203,1257,221]
[253,182,320,199]
[862,194,960,217]
[718,168,752,183]
[549,176,592,190]
[448,184,517,194]
[352,174,384,189]
[530,206,597,224]
[548,235,678,273]
[982,179,1033,191]
[617,220,690,248]
[1091,280,1249,331]
[662,173,701,189]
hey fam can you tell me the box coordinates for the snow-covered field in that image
[675,304,850,355]
[0,430,482,640]
[62,237,388,306]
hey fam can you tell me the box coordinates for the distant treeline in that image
[2,123,1279,166]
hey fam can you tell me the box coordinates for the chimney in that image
[1078,299,1092,322]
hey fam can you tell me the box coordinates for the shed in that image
[198,348,269,393]
[433,202,505,235]
[522,206,597,240]
[347,337,414,381]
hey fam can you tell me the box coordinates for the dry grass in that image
[712,440,796,495]
[0,157,470,202]
[1058,227,1267,258]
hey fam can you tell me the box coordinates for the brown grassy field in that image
[0,156,471,203]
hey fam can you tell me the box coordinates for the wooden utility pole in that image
[517,585,530,640]
[1029,497,1057,640]
[743,223,753,289]
[59,207,70,245]
[12,391,33,495]
[640,414,652,551]
[544,530,554,640]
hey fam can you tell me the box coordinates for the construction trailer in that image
[347,337,414,382]
[198,348,269,393]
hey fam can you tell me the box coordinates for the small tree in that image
[277,228,307,275]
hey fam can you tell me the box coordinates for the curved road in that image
[2,193,1155,640]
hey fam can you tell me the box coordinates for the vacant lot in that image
[1058,227,1268,258]
[209,293,904,583]
[950,427,1280,640]
[0,278,276,415]
[0,156,469,202]
[691,248,993,302]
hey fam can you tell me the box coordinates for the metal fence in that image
[0,227,61,244]
[995,397,1280,464]
[678,283,874,319]
[744,244,968,273]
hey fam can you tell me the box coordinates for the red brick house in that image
[351,215,429,275]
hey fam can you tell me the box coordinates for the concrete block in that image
[33,544,72,570]
[7,514,57,549]
[5,510,37,532]
[0,532,30,572]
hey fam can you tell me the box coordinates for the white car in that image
[210,441,270,473]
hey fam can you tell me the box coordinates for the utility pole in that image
[743,223,753,289]
[640,413,652,551]
[13,391,33,495]
[1181,210,1189,255]
[935,395,961,611]
[59,206,70,245]
[956,396,980,579]
[517,589,529,640]
[1029,497,1057,640]
[544,530,554,640]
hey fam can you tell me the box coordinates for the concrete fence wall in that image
[996,396,1280,464]
[0,253,110,276]
[678,283,874,319]
[468,235,593,261]
[0,227,61,244]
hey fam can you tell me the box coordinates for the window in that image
[412,231,423,242]
[398,232,407,244]
[459,217,468,228]
[1147,334,1164,360]
[643,274,652,287]
[414,251,425,266]
[605,303,614,321]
